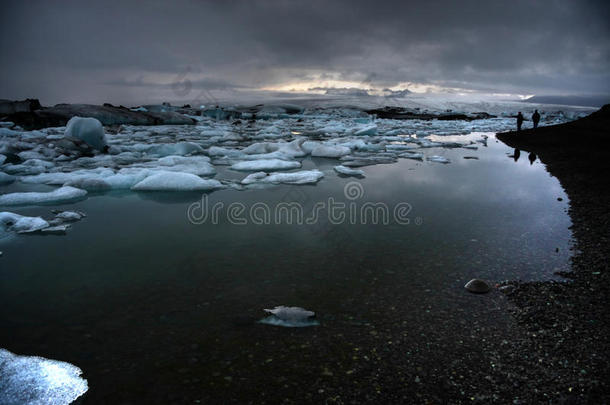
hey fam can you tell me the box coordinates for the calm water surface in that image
[0,133,572,402]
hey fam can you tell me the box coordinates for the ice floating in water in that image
[334,165,365,177]
[65,116,107,152]
[131,171,223,191]
[0,212,49,237]
[0,186,87,206]
[231,159,301,172]
[427,155,451,164]
[399,151,424,160]
[353,124,378,136]
[310,144,351,158]
[242,170,324,185]
[259,306,319,328]
[0,348,88,405]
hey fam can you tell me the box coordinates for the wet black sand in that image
[495,105,610,403]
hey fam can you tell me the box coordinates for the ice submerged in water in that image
[242,170,324,185]
[0,186,87,206]
[0,348,88,405]
[259,306,319,327]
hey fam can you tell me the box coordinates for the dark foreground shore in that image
[496,105,610,402]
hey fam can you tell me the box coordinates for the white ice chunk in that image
[65,116,107,151]
[399,151,424,160]
[0,212,49,236]
[310,144,351,158]
[242,170,324,185]
[207,146,244,157]
[131,171,223,191]
[427,155,451,164]
[259,306,319,327]
[144,142,204,157]
[0,186,87,206]
[334,165,365,177]
[156,155,216,176]
[353,124,378,136]
[0,154,5,164]
[231,159,301,172]
[0,348,88,405]
[55,211,85,222]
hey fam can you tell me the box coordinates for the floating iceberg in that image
[334,165,365,177]
[1,212,49,236]
[131,172,223,191]
[0,186,87,206]
[231,159,301,172]
[64,116,107,152]
[0,348,88,405]
[398,151,424,160]
[353,124,378,136]
[427,155,451,164]
[311,144,351,158]
[259,306,319,327]
[242,170,323,185]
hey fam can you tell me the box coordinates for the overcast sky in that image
[1,0,608,105]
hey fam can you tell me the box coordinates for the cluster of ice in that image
[259,306,319,327]
[1,212,49,236]
[0,104,584,202]
[1,209,86,239]
[0,348,88,405]
[242,170,324,185]
[0,186,87,206]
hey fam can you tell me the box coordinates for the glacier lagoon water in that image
[0,133,572,402]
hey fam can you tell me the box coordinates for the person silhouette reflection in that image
[528,152,537,165]
[513,148,521,162]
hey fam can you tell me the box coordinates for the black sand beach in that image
[495,105,610,403]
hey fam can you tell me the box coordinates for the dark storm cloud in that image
[0,0,608,104]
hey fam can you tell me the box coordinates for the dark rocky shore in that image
[496,105,610,403]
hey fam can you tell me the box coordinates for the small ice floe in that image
[259,306,319,327]
[426,155,451,164]
[462,144,478,150]
[65,116,107,152]
[310,144,351,158]
[1,212,49,236]
[398,151,424,161]
[231,159,301,172]
[352,124,378,136]
[464,279,491,294]
[242,170,324,185]
[0,186,87,206]
[131,172,223,191]
[334,165,365,177]
[0,348,88,405]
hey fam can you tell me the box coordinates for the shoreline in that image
[496,105,610,402]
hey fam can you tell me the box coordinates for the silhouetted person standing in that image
[517,112,524,131]
[532,110,540,129]
[528,152,537,165]
[513,148,521,162]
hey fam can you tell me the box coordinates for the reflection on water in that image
[0,133,572,402]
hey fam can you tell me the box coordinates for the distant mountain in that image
[523,95,610,108]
